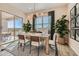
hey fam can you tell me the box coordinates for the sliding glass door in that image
[0,10,23,44]
[14,16,23,40]
[1,12,14,42]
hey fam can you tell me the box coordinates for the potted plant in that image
[54,15,69,44]
[23,20,31,33]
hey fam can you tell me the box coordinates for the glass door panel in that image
[2,12,14,43]
[14,16,23,40]
[0,11,23,54]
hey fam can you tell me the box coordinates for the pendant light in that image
[32,3,37,31]
[33,3,37,19]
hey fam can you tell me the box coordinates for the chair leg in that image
[23,43,25,51]
[18,41,20,49]
[29,41,31,55]
[55,44,58,56]
[37,41,40,56]
[37,46,39,56]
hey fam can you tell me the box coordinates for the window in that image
[15,18,22,28]
[35,17,42,24]
[70,3,79,41]
[7,18,22,29]
[35,16,51,31]
[43,16,49,28]
[8,19,14,28]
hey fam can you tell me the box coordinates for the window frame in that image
[35,16,51,30]
[70,3,79,42]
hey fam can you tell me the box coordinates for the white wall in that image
[68,3,79,56]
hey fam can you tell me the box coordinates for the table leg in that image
[45,37,49,55]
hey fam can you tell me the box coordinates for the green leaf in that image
[54,15,69,38]
[23,20,31,32]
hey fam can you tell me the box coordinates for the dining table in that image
[24,32,50,55]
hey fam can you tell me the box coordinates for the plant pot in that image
[58,37,65,45]
[57,34,65,45]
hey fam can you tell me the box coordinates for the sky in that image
[8,19,22,28]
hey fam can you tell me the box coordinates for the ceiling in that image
[2,12,20,20]
[9,3,68,14]
[2,12,14,19]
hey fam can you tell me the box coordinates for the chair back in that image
[18,35,25,40]
[30,36,39,42]
[53,33,57,43]
[53,33,58,56]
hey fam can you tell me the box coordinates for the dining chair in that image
[18,35,29,51]
[30,36,43,56]
[49,33,58,56]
